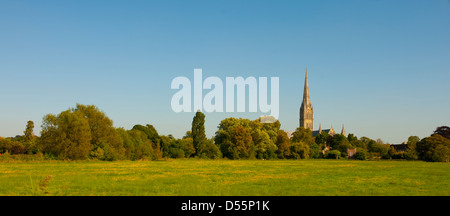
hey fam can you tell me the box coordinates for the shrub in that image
[325,150,341,159]
[354,149,367,160]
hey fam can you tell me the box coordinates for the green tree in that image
[290,141,310,159]
[329,134,352,157]
[433,126,450,140]
[354,148,367,160]
[196,138,222,159]
[291,127,315,146]
[132,124,160,147]
[404,136,420,160]
[275,130,291,159]
[179,137,195,158]
[417,134,450,162]
[39,110,92,160]
[231,125,253,159]
[314,131,329,145]
[23,120,36,154]
[126,129,155,160]
[74,104,125,160]
[325,150,341,159]
[191,111,207,156]
[24,120,34,142]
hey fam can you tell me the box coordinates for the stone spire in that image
[329,124,335,136]
[341,124,346,137]
[302,68,312,106]
[319,123,322,134]
[299,68,314,131]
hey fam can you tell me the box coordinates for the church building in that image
[298,69,346,137]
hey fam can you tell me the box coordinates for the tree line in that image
[0,104,449,162]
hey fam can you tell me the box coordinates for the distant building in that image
[298,69,346,137]
[347,149,357,159]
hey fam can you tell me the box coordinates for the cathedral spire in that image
[303,68,311,106]
[299,68,314,131]
[341,124,346,137]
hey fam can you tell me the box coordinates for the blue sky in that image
[0,0,449,143]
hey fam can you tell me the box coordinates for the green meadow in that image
[0,159,449,196]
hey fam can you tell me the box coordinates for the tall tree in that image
[39,110,92,160]
[23,120,36,153]
[291,127,315,146]
[275,130,291,159]
[417,134,450,162]
[433,126,450,140]
[191,111,207,155]
[73,104,125,160]
[24,120,34,143]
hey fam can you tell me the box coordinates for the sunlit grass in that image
[0,159,448,196]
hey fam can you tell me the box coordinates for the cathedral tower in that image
[300,69,314,131]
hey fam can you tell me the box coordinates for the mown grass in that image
[0,159,449,196]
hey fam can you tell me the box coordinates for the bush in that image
[325,150,341,159]
[290,142,310,159]
[354,149,367,160]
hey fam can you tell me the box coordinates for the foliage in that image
[38,110,92,160]
[275,130,291,159]
[191,111,207,156]
[196,139,222,159]
[354,148,367,160]
[291,127,314,145]
[433,126,450,140]
[325,150,341,159]
[3,103,449,163]
[290,141,310,159]
[416,134,450,162]
[215,117,282,160]
[23,120,36,154]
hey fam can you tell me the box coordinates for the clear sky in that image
[0,0,449,144]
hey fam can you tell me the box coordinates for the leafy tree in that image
[309,143,321,159]
[347,133,358,144]
[275,130,291,159]
[431,145,450,162]
[0,138,27,155]
[39,110,92,160]
[196,138,222,159]
[252,128,277,159]
[354,148,367,160]
[159,135,173,158]
[416,134,450,162]
[329,134,352,157]
[179,137,195,158]
[168,138,185,159]
[191,111,207,156]
[291,127,315,146]
[404,136,420,160]
[23,120,36,153]
[132,124,160,148]
[74,104,125,160]
[290,141,310,159]
[315,131,329,145]
[325,150,341,159]
[116,128,134,160]
[231,125,253,159]
[126,129,156,160]
[433,126,450,140]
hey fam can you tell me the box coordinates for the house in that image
[347,148,357,159]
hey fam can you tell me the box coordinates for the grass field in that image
[0,159,449,196]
